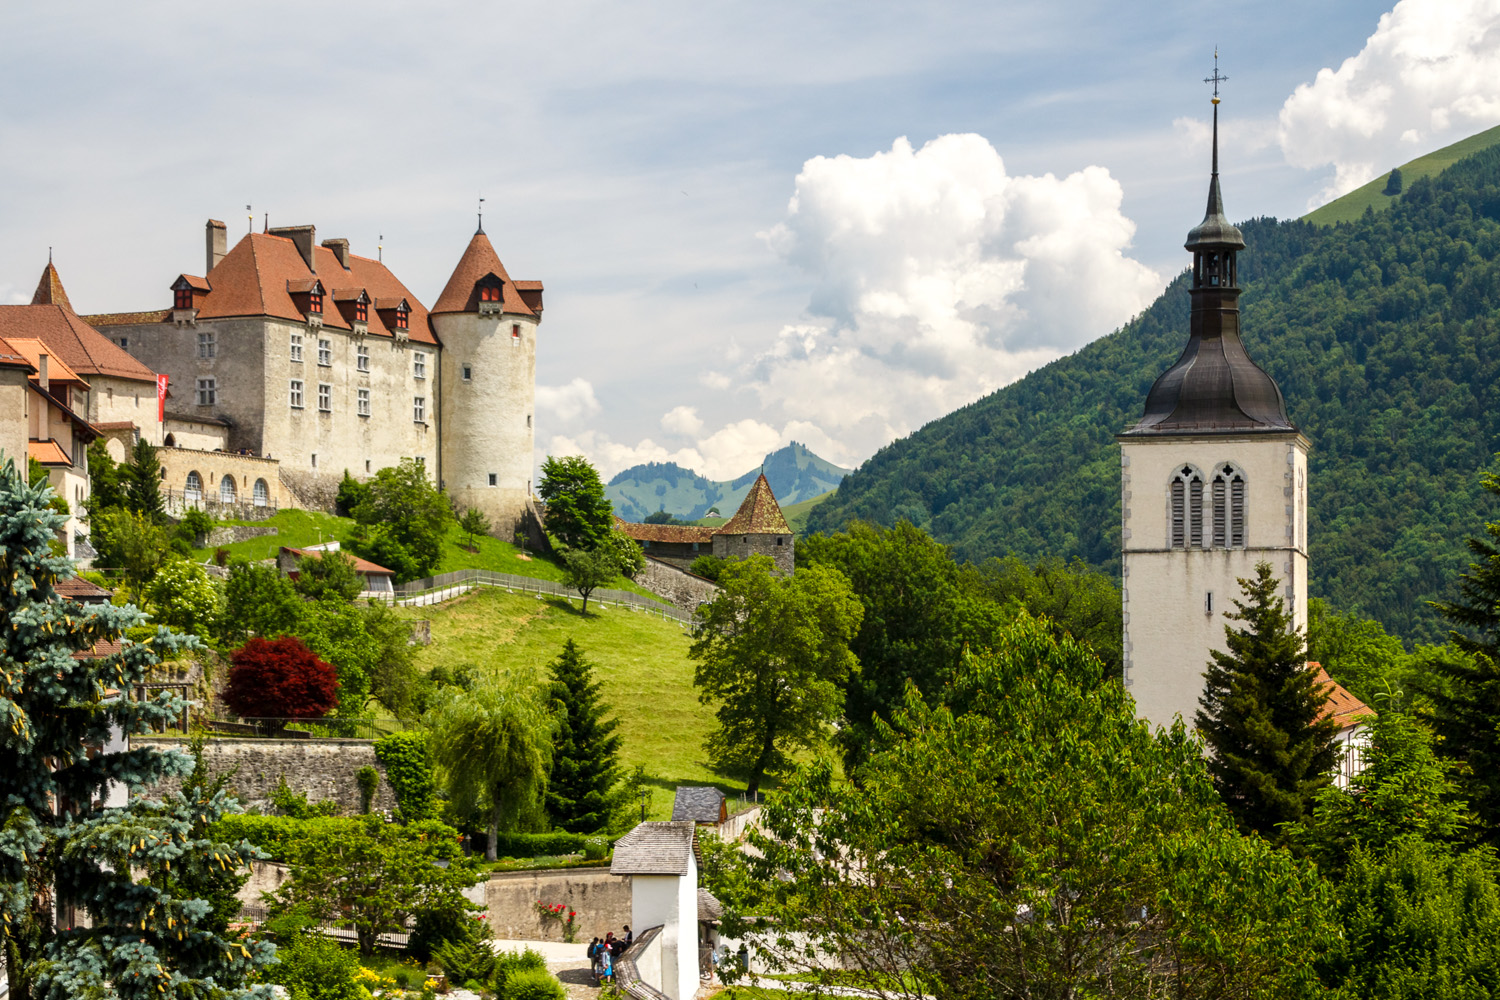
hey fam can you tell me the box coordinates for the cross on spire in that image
[477,195,486,236]
[1204,49,1227,104]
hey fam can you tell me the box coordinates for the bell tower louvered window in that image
[1210,464,1246,548]
[1170,466,1205,548]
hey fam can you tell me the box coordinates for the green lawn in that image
[1304,122,1500,226]
[781,491,833,535]
[394,586,758,819]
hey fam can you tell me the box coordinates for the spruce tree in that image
[545,640,621,833]
[0,459,272,999]
[1428,468,1500,838]
[123,437,167,524]
[1195,562,1340,840]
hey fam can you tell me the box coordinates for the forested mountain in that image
[607,441,848,521]
[807,145,1500,644]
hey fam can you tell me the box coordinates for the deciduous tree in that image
[223,635,339,720]
[347,458,451,582]
[561,547,615,614]
[537,455,612,550]
[459,506,490,552]
[221,558,302,643]
[294,549,364,602]
[691,555,863,795]
[545,640,621,833]
[144,557,224,636]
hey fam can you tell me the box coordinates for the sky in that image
[2,0,1496,481]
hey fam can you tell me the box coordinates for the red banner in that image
[157,373,168,422]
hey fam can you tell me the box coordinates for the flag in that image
[157,373,168,422]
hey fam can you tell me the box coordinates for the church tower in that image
[430,222,545,539]
[1117,73,1309,730]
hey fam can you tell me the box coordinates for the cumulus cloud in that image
[748,133,1162,459]
[550,416,850,483]
[1279,0,1500,204]
[535,377,601,423]
[660,405,704,437]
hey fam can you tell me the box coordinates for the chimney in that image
[268,224,317,272]
[37,352,49,392]
[321,238,351,269]
[206,219,227,275]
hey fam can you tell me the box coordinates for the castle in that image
[0,218,545,550]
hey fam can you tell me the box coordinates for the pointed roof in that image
[1184,102,1244,252]
[1311,663,1375,729]
[31,262,72,309]
[431,231,538,317]
[718,474,791,535]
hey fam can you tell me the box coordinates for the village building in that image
[276,544,397,599]
[616,473,795,575]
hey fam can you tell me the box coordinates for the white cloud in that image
[1278,0,1500,205]
[660,405,704,437]
[700,371,732,391]
[535,377,601,423]
[747,133,1162,459]
[549,417,851,483]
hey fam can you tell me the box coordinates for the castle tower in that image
[1117,79,1309,730]
[430,223,545,539]
[712,473,795,574]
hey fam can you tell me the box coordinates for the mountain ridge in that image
[607,441,849,522]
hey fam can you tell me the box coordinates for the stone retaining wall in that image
[484,866,632,942]
[135,736,395,815]
[204,524,279,548]
[636,557,718,612]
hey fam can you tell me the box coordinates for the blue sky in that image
[1,0,1489,479]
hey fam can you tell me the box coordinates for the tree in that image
[561,547,615,614]
[1384,166,1404,195]
[545,640,622,833]
[223,635,339,720]
[537,455,612,550]
[733,615,1336,1000]
[0,459,272,1000]
[121,436,167,523]
[294,549,364,602]
[90,507,170,588]
[1196,562,1341,839]
[144,557,224,636]
[221,558,302,644]
[691,555,863,795]
[273,816,482,956]
[374,730,437,822]
[600,525,645,578]
[459,506,491,552]
[967,553,1122,676]
[84,438,126,513]
[347,458,451,582]
[334,469,370,518]
[427,676,556,860]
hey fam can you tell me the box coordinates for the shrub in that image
[223,636,339,719]
[374,730,436,821]
[213,815,457,862]
[582,837,609,861]
[494,948,549,995]
[689,554,727,582]
[503,966,566,1000]
[433,936,496,987]
[260,930,371,1000]
[409,901,486,964]
[270,775,342,819]
[357,765,380,814]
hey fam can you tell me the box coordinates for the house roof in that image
[718,474,791,535]
[32,262,71,308]
[55,576,114,602]
[5,337,90,386]
[0,265,160,384]
[28,439,70,466]
[614,516,716,545]
[0,335,31,370]
[430,230,539,318]
[698,888,724,923]
[610,821,698,876]
[280,546,395,577]
[1311,663,1375,729]
[672,786,726,823]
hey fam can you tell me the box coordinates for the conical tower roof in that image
[718,474,791,535]
[431,230,535,317]
[31,262,72,309]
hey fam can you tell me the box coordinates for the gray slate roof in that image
[697,888,724,923]
[671,786,725,823]
[610,821,697,876]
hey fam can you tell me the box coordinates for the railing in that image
[199,716,379,740]
[393,568,695,623]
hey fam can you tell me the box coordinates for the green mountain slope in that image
[808,145,1500,644]
[607,441,849,521]
[1304,122,1500,226]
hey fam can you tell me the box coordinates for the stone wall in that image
[158,446,291,516]
[204,524,279,548]
[714,531,794,575]
[637,558,718,612]
[484,866,632,942]
[135,736,396,815]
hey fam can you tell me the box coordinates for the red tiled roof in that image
[84,310,171,327]
[179,274,211,292]
[76,639,123,660]
[56,576,114,601]
[719,474,791,535]
[614,516,717,545]
[5,337,89,386]
[1,265,160,384]
[430,231,538,318]
[31,262,71,309]
[179,233,438,345]
[0,335,30,369]
[282,547,395,577]
[28,439,70,465]
[1310,663,1375,729]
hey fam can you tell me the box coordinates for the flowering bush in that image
[533,901,577,943]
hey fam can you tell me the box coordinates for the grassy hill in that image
[607,441,849,521]
[809,140,1500,644]
[1304,122,1500,226]
[391,586,758,819]
[782,490,833,534]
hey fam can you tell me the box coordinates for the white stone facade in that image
[1119,432,1310,730]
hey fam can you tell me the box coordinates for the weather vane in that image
[1204,48,1226,105]
[478,195,485,233]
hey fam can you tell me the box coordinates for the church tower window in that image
[1170,466,1204,548]
[1211,464,1246,548]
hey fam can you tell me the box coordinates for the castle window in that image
[354,299,367,322]
[308,290,323,314]
[462,365,472,381]
[357,388,370,416]
[413,396,425,423]
[253,478,269,507]
[184,471,202,503]
[311,453,317,468]
[117,337,128,349]
[488,473,497,486]
[317,383,331,412]
[197,331,215,359]
[1211,464,1246,548]
[174,286,193,310]
[414,353,427,379]
[1170,465,1204,548]
[479,283,502,302]
[395,305,409,330]
[195,377,216,406]
[511,323,520,344]
[290,334,303,362]
[220,475,237,504]
[289,379,304,408]
[318,339,332,366]
[356,344,369,372]
[1205,591,1215,615]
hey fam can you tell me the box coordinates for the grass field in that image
[781,490,833,534]
[1303,122,1500,226]
[394,586,759,820]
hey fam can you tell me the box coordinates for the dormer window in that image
[478,275,504,315]
[479,284,501,302]
[288,278,326,324]
[174,286,193,310]
[309,290,323,314]
[354,299,367,322]
[395,305,409,330]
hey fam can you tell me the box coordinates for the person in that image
[587,937,602,981]
[622,924,633,952]
[599,941,614,983]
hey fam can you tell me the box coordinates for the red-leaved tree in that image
[223,636,339,719]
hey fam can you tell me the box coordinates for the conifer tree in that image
[0,459,272,999]
[122,437,167,524]
[1195,562,1340,840]
[545,639,621,833]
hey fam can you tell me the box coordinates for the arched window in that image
[220,475,237,504]
[1170,465,1204,548]
[1211,464,1246,548]
[184,471,202,503]
[163,433,176,447]
[253,478,269,507]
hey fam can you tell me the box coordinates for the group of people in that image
[587,925,632,983]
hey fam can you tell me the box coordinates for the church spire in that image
[1185,52,1244,256]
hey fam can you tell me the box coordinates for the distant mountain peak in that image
[607,442,849,522]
